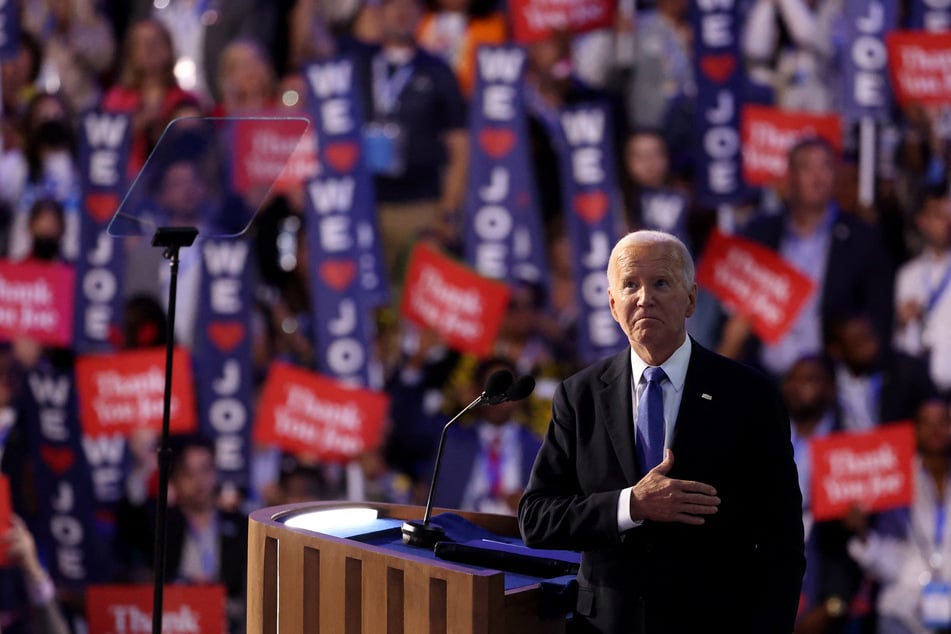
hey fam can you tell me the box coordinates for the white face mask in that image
[41,151,77,198]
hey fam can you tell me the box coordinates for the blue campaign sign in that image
[194,238,255,490]
[550,102,627,364]
[75,111,132,354]
[906,0,951,30]
[464,45,549,291]
[841,0,897,122]
[0,0,20,61]
[690,0,746,206]
[303,57,389,309]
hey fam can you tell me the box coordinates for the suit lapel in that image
[598,349,640,484]
[671,340,712,454]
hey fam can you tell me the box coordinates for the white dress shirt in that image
[618,336,693,531]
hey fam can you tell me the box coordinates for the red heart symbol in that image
[208,321,245,352]
[478,128,516,159]
[41,445,76,476]
[573,191,609,224]
[85,192,119,223]
[324,142,360,172]
[319,259,357,291]
[700,54,736,84]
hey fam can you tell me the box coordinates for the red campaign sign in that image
[0,260,74,347]
[696,231,816,345]
[400,243,510,358]
[274,128,319,193]
[0,475,10,565]
[231,115,317,195]
[886,31,951,107]
[86,584,226,634]
[811,423,916,521]
[75,347,197,437]
[740,105,842,185]
[508,0,615,43]
[254,361,389,461]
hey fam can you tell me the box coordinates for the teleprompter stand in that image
[150,226,198,634]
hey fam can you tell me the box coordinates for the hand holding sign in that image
[696,231,816,344]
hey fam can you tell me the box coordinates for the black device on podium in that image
[108,116,310,634]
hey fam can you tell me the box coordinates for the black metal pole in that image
[150,226,197,634]
[152,246,179,634]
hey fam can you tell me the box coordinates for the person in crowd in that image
[782,354,866,634]
[285,0,339,68]
[523,29,622,230]
[353,0,469,283]
[426,357,541,515]
[741,0,840,112]
[491,280,569,436]
[825,312,938,431]
[894,184,951,397]
[101,18,199,175]
[5,93,80,262]
[21,198,67,264]
[847,397,951,634]
[384,325,460,483]
[415,0,507,97]
[718,137,894,379]
[127,0,274,105]
[0,515,70,634]
[0,32,42,140]
[117,435,248,633]
[519,230,804,633]
[894,103,950,219]
[21,0,115,114]
[253,198,317,370]
[213,39,279,116]
[621,0,695,162]
[620,129,696,248]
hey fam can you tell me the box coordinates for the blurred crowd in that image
[0,0,950,633]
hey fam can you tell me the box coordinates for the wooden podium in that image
[247,501,569,634]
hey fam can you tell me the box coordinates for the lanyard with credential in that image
[910,490,949,573]
[924,259,951,315]
[372,56,414,117]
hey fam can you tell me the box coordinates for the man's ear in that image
[685,283,697,318]
[608,286,619,323]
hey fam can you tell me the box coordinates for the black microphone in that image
[485,374,536,405]
[401,369,514,547]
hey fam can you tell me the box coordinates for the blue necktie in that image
[636,366,667,474]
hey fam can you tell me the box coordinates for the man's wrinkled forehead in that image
[610,243,679,279]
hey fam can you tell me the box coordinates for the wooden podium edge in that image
[247,501,566,634]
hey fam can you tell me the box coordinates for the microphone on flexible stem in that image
[486,374,535,405]
[401,369,514,547]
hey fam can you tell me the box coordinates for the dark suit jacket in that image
[742,208,893,366]
[519,342,805,634]
[878,351,938,424]
[165,507,248,601]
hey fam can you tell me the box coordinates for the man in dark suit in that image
[718,137,893,380]
[115,435,248,633]
[519,230,805,633]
